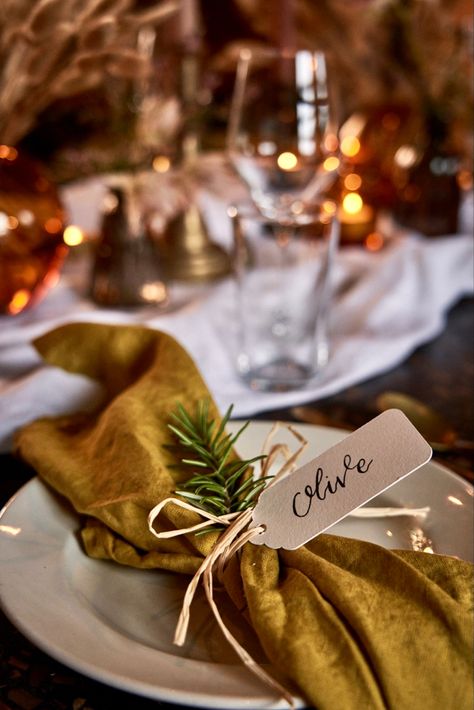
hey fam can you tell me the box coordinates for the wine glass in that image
[226,48,340,391]
[226,47,340,225]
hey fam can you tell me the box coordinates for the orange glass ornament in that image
[0,147,67,315]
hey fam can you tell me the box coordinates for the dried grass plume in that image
[0,0,179,146]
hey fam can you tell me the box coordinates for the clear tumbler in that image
[230,202,338,391]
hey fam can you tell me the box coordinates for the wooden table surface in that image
[1,296,472,710]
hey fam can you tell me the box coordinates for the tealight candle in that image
[338,201,376,244]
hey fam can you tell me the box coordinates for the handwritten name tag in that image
[250,409,432,550]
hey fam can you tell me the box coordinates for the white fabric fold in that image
[0,183,472,452]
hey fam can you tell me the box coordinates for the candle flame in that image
[342,192,363,215]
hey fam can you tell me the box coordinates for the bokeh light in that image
[152,155,171,173]
[8,289,30,315]
[277,152,298,170]
[323,156,340,172]
[344,173,362,191]
[340,136,360,158]
[365,232,384,251]
[63,225,85,246]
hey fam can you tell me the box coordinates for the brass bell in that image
[158,203,230,281]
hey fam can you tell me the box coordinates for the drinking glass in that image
[226,47,340,225]
[230,201,337,391]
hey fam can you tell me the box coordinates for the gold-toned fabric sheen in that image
[15,323,474,710]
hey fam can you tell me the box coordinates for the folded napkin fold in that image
[15,323,473,710]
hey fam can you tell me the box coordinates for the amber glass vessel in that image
[0,146,67,315]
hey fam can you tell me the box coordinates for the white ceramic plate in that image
[0,422,472,709]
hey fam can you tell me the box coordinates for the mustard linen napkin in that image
[15,323,473,710]
[16,322,221,572]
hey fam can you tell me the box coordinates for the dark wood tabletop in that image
[1,296,473,710]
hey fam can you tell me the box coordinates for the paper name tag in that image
[250,409,432,550]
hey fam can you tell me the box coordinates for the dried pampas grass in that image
[0,0,179,146]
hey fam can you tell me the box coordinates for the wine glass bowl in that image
[227,48,340,224]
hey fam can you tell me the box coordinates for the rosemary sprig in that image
[168,401,270,533]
